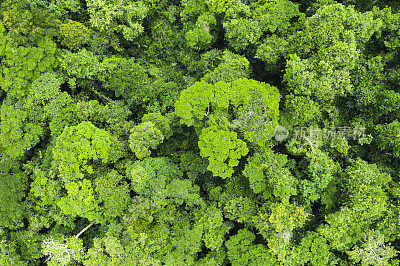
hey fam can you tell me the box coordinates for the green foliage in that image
[0,238,24,265]
[57,179,100,221]
[127,157,202,207]
[201,50,250,84]
[103,57,149,99]
[243,148,297,203]
[252,0,301,34]
[300,151,339,203]
[128,157,181,196]
[205,0,236,13]
[0,160,26,229]
[199,124,248,178]
[52,121,116,182]
[253,202,309,262]
[223,18,262,52]
[94,171,130,219]
[319,159,391,251]
[375,120,400,158]
[29,72,62,105]
[175,78,280,141]
[141,113,172,139]
[223,196,257,224]
[0,38,57,98]
[87,0,148,42]
[30,168,62,208]
[290,232,336,265]
[347,230,397,265]
[174,80,214,127]
[196,205,230,251]
[186,13,217,50]
[84,235,124,265]
[59,20,89,50]
[175,78,281,178]
[255,34,289,71]
[179,151,208,180]
[225,229,276,265]
[104,57,181,111]
[129,121,164,160]
[120,199,205,264]
[42,236,84,265]
[282,95,322,126]
[57,0,82,13]
[1,0,59,46]
[284,3,382,105]
[0,22,6,57]
[75,100,132,127]
[59,49,106,88]
[2,0,400,264]
[0,99,46,159]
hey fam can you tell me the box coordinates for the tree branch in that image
[303,136,318,155]
[75,221,96,238]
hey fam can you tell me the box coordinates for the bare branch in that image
[75,221,96,239]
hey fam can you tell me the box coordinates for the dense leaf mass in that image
[1,0,400,265]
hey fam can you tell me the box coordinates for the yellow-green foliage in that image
[52,121,115,182]
[59,20,88,50]
[0,38,57,98]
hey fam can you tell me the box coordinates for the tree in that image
[141,113,173,139]
[59,20,89,50]
[59,49,106,89]
[318,159,391,251]
[120,198,205,265]
[299,151,339,203]
[57,179,101,221]
[284,3,381,106]
[243,148,297,204]
[1,0,59,46]
[94,171,130,220]
[198,122,248,178]
[185,13,217,50]
[201,50,251,84]
[175,78,280,143]
[290,231,336,265]
[129,121,164,160]
[375,120,400,158]
[251,0,301,34]
[223,196,257,224]
[195,205,230,251]
[347,230,397,266]
[51,121,123,221]
[103,57,181,111]
[52,121,117,182]
[179,151,208,181]
[84,235,124,266]
[225,229,277,265]
[0,99,45,159]
[0,22,6,57]
[281,95,322,127]
[0,238,23,265]
[255,34,290,71]
[42,236,84,266]
[252,202,309,262]
[0,159,26,229]
[0,37,58,98]
[174,80,214,128]
[223,18,262,52]
[29,72,63,105]
[175,78,281,178]
[126,157,202,207]
[127,157,181,196]
[86,0,148,43]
